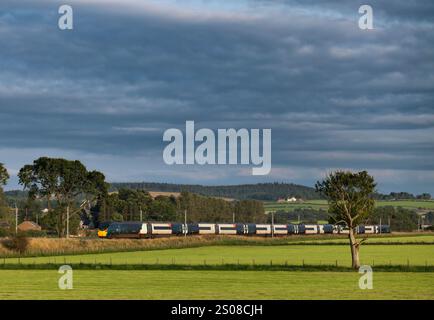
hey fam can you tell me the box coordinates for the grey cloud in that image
[0,0,434,193]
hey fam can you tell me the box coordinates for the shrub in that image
[19,230,48,238]
[0,228,11,238]
[1,234,29,254]
[77,228,98,238]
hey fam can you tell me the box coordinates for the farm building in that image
[17,221,41,232]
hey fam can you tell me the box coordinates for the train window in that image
[153,226,171,230]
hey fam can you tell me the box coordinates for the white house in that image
[287,197,298,202]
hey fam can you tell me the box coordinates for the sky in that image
[0,0,434,194]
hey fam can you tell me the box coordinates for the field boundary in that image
[1,262,433,272]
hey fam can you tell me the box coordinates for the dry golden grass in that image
[0,236,276,258]
[148,191,181,198]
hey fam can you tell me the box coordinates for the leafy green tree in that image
[97,189,152,223]
[234,200,266,223]
[18,157,107,237]
[315,170,376,269]
[149,196,177,221]
[117,189,152,221]
[416,193,431,200]
[176,191,265,223]
[0,163,9,186]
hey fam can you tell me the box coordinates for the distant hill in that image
[3,190,28,205]
[5,183,432,203]
[109,182,321,201]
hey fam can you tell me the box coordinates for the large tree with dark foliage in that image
[0,163,10,221]
[316,170,376,269]
[0,163,9,187]
[18,157,108,237]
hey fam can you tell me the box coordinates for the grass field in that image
[3,233,432,258]
[4,244,434,267]
[2,234,433,300]
[264,199,434,212]
[288,235,434,244]
[0,270,433,299]
[265,200,328,212]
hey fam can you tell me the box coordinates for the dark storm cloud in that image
[252,0,434,23]
[0,0,433,193]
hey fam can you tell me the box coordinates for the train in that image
[97,222,390,239]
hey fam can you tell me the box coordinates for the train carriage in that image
[297,224,306,234]
[378,225,390,233]
[364,225,375,234]
[187,223,200,235]
[216,223,243,235]
[198,223,216,235]
[106,222,142,239]
[171,223,184,235]
[139,223,149,238]
[322,224,334,234]
[325,224,334,234]
[244,223,257,235]
[255,224,271,236]
[273,224,288,235]
[151,223,172,236]
[304,224,319,235]
[340,226,350,234]
[287,224,297,235]
[333,225,341,234]
[100,221,390,239]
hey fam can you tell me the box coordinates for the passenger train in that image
[97,222,390,238]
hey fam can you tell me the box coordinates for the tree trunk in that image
[349,227,360,269]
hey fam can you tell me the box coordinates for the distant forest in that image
[110,182,321,201]
[7,182,432,202]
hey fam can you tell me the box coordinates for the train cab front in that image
[98,221,111,238]
[98,228,108,238]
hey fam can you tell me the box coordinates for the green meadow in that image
[4,244,434,267]
[1,234,433,300]
[0,270,433,300]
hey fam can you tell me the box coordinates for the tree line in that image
[373,192,432,200]
[91,189,265,226]
[271,206,425,232]
[110,182,322,201]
